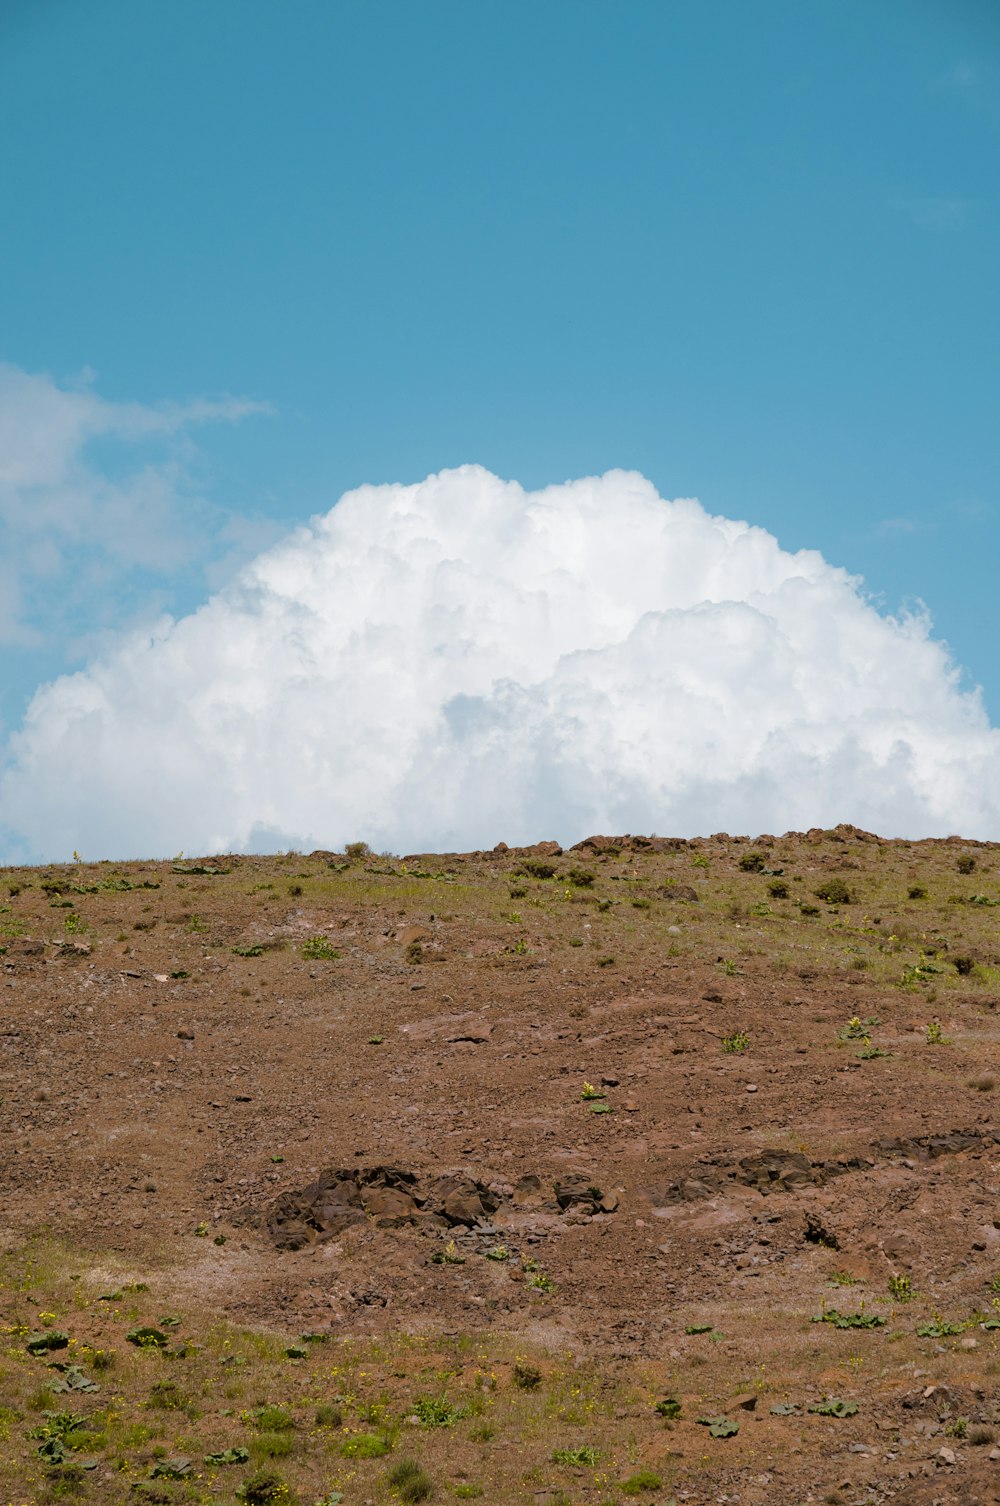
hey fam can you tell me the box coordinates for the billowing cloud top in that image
[2,465,998,860]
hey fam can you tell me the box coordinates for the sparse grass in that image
[11,838,1000,1504]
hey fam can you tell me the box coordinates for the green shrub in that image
[738,851,766,872]
[252,1431,294,1460]
[251,1406,294,1432]
[621,1469,663,1494]
[815,878,852,904]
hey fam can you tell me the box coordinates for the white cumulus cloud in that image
[2,464,999,861]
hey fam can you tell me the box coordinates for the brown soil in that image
[4,827,1000,1503]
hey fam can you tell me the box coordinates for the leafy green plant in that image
[811,1307,885,1330]
[888,1274,913,1302]
[48,1364,98,1394]
[828,1270,856,1287]
[926,1019,945,1044]
[205,1446,250,1464]
[654,1396,681,1419]
[26,1330,70,1355]
[551,1445,600,1466]
[722,1031,749,1053]
[814,878,852,904]
[302,936,340,961]
[233,944,265,957]
[126,1326,168,1349]
[900,962,940,986]
[916,1318,968,1337]
[414,1396,464,1428]
[738,851,766,872]
[697,1415,739,1437]
[150,1456,192,1478]
[430,1239,465,1265]
[808,1398,858,1417]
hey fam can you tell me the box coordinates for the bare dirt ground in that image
[4,827,1000,1505]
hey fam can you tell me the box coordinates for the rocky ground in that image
[4,828,1000,1504]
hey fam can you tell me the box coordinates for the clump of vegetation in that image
[722,1030,750,1053]
[888,1273,913,1302]
[620,1467,663,1493]
[814,878,852,905]
[342,1432,391,1457]
[251,1405,294,1432]
[237,1471,295,1505]
[957,854,977,874]
[767,878,789,898]
[907,884,928,900]
[512,1363,541,1390]
[926,1019,945,1044]
[954,955,974,975]
[518,859,557,880]
[404,940,423,964]
[387,1459,433,1502]
[737,851,766,872]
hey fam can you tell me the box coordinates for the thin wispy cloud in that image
[0,364,271,654]
[890,196,971,232]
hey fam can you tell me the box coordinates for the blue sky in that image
[1,1,999,858]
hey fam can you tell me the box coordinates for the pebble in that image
[745,1084,758,1093]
